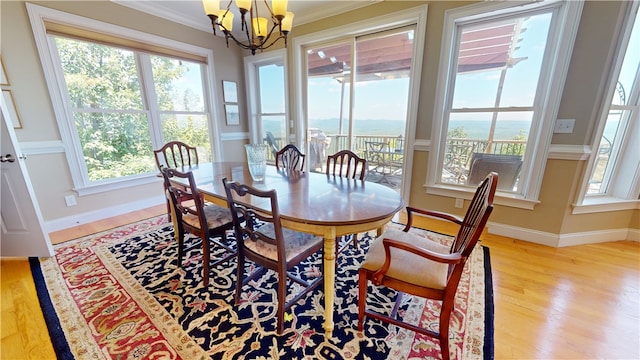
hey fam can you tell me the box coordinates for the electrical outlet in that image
[64,195,77,207]
[554,119,575,134]
[455,198,464,208]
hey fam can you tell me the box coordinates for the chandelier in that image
[202,0,294,55]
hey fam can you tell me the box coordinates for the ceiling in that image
[113,0,377,35]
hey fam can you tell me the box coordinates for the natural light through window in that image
[440,13,551,193]
[587,7,639,196]
[53,36,211,183]
[429,0,582,207]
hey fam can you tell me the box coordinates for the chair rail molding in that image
[19,140,65,155]
[220,131,249,141]
[547,144,591,160]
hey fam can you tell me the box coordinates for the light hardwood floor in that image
[1,206,639,359]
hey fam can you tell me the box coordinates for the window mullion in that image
[137,54,162,148]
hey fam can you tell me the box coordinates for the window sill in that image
[572,197,640,214]
[74,174,160,196]
[425,184,540,210]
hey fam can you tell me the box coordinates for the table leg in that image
[323,231,337,339]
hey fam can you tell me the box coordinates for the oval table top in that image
[179,162,404,227]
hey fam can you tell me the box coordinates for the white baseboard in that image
[488,222,639,247]
[44,196,166,233]
[44,197,639,247]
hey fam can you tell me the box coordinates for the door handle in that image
[1,154,15,163]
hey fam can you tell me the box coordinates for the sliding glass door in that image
[305,26,415,188]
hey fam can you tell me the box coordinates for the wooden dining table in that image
[169,162,404,338]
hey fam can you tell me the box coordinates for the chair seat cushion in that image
[183,204,233,230]
[245,223,323,262]
[360,228,450,289]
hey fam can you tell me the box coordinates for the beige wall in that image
[1,0,637,240]
[0,1,247,225]
[291,1,638,238]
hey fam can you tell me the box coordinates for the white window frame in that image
[573,1,640,214]
[26,3,223,196]
[291,5,428,198]
[427,0,583,210]
[244,49,290,145]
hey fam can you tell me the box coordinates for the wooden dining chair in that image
[222,178,324,334]
[154,141,199,170]
[162,168,235,287]
[275,144,306,171]
[154,141,199,221]
[326,149,367,180]
[357,172,497,360]
[326,149,368,254]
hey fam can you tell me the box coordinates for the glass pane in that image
[588,11,639,195]
[54,37,143,110]
[617,12,640,107]
[452,13,552,109]
[353,29,414,186]
[307,41,353,160]
[259,63,285,114]
[441,111,531,191]
[151,56,204,112]
[75,112,154,181]
[160,114,211,162]
[262,115,286,163]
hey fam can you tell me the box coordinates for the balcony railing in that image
[263,133,527,187]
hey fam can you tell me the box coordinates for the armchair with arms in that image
[358,172,498,360]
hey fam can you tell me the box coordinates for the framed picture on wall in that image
[1,57,9,86]
[225,104,239,125]
[223,80,238,103]
[2,90,23,129]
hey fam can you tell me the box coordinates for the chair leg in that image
[357,269,368,331]
[439,301,455,360]
[235,250,244,305]
[176,227,185,267]
[165,198,172,222]
[352,233,358,249]
[276,265,287,334]
[202,235,210,286]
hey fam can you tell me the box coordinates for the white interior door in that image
[1,96,53,257]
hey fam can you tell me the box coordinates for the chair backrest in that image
[467,153,522,191]
[154,141,199,170]
[222,178,285,262]
[452,172,497,258]
[326,150,367,180]
[275,144,306,171]
[161,167,206,231]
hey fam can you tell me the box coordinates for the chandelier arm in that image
[258,34,287,51]
[207,0,289,56]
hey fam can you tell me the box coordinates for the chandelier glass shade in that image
[202,0,294,55]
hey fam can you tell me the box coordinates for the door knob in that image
[0,154,15,163]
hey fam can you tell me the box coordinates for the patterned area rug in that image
[32,216,493,359]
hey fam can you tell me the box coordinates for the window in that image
[244,49,289,163]
[428,1,583,208]
[576,1,640,212]
[54,37,212,182]
[292,6,427,189]
[27,4,220,195]
[304,27,415,187]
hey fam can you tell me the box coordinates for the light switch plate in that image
[554,119,575,134]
